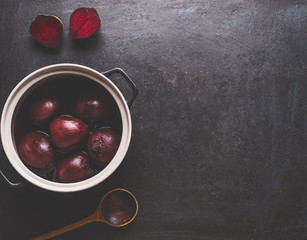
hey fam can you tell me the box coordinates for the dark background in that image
[0,0,306,239]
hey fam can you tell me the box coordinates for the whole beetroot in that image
[49,115,88,153]
[29,94,61,126]
[56,151,97,183]
[86,128,121,165]
[18,131,56,169]
[74,87,114,127]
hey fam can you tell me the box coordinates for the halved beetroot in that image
[30,14,63,48]
[70,7,101,39]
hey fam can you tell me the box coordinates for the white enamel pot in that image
[0,63,138,192]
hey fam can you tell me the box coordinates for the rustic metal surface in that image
[0,0,306,239]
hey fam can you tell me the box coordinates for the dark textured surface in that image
[0,0,307,239]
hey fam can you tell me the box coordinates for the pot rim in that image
[1,63,132,192]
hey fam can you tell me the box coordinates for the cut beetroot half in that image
[70,7,101,39]
[30,14,63,48]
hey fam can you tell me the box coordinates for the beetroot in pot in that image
[56,151,97,183]
[87,128,121,165]
[49,115,89,153]
[18,131,56,169]
[74,88,114,127]
[29,93,61,126]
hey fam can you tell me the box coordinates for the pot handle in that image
[102,68,138,107]
[0,144,28,188]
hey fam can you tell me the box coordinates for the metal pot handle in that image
[102,68,138,107]
[0,142,28,188]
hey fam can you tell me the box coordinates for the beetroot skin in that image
[18,131,56,169]
[74,88,113,126]
[49,116,89,153]
[70,7,101,39]
[56,151,97,183]
[29,94,61,126]
[30,14,63,48]
[87,128,120,165]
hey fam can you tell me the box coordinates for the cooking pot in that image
[0,63,138,192]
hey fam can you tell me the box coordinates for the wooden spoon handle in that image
[30,213,98,240]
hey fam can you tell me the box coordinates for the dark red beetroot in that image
[49,116,89,153]
[18,131,56,169]
[56,151,97,183]
[30,14,63,48]
[70,7,101,39]
[29,93,61,126]
[87,128,121,165]
[74,87,114,127]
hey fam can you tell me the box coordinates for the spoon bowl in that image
[32,188,138,240]
[99,188,138,227]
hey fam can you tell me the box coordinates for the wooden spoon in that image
[31,188,138,240]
